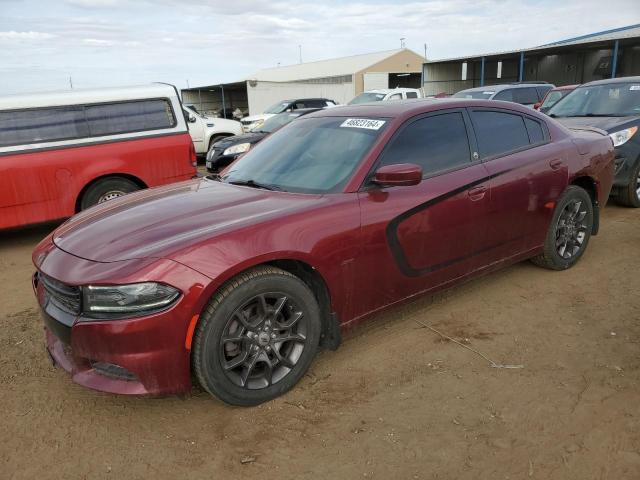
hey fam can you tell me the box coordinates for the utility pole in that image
[69,76,73,89]
[298,45,302,64]
[400,38,406,48]
[186,79,190,88]
[424,43,427,60]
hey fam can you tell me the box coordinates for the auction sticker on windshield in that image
[340,118,386,130]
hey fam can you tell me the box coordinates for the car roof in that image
[580,76,640,87]
[307,98,537,120]
[363,88,419,94]
[550,84,579,91]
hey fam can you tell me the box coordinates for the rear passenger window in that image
[405,92,418,99]
[524,117,546,144]
[512,87,540,105]
[0,106,88,147]
[378,112,471,176]
[388,94,402,100]
[471,111,530,158]
[85,100,175,136]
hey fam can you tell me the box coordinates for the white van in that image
[183,106,243,155]
[348,88,423,104]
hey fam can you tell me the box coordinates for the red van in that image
[0,84,196,230]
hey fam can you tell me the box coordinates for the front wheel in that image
[615,160,640,208]
[531,186,594,270]
[192,266,321,406]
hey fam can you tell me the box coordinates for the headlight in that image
[82,282,180,318]
[609,126,638,147]
[249,119,264,131]
[223,143,251,156]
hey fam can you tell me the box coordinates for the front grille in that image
[40,273,81,315]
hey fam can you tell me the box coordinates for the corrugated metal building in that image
[182,48,425,116]
[422,24,640,96]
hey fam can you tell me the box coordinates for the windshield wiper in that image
[227,179,281,191]
[571,113,623,117]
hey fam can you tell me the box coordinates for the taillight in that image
[189,142,197,167]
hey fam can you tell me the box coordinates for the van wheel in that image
[192,266,321,406]
[80,177,140,210]
[530,186,593,270]
[615,161,640,208]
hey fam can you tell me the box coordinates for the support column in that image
[221,85,226,118]
[611,40,619,78]
[518,52,524,82]
[480,57,485,87]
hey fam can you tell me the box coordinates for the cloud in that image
[65,0,121,7]
[82,38,115,46]
[0,30,56,41]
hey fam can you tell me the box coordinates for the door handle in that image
[549,159,564,171]
[468,185,487,201]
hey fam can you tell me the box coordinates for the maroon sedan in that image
[33,99,615,405]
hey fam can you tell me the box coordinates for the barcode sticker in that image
[340,118,386,130]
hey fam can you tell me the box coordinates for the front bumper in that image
[32,241,210,396]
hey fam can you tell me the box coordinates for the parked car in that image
[33,99,614,405]
[241,98,336,132]
[206,108,322,172]
[183,105,243,156]
[534,85,578,113]
[548,76,640,207]
[0,84,197,230]
[453,82,554,107]
[348,88,422,104]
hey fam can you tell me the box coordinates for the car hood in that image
[216,131,266,148]
[52,179,320,263]
[554,115,639,133]
[242,114,275,123]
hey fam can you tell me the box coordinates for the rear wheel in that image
[193,266,321,406]
[80,177,140,210]
[531,186,593,270]
[615,160,640,208]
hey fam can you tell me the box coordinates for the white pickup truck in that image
[348,88,423,104]
[183,106,243,156]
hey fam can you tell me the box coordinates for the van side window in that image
[470,110,530,158]
[378,112,471,176]
[85,100,175,136]
[512,87,539,105]
[0,106,88,147]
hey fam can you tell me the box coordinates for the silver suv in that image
[453,82,554,107]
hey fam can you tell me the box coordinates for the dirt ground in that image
[1,204,639,480]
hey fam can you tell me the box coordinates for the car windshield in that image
[257,111,303,133]
[221,117,387,193]
[548,82,640,117]
[540,90,567,109]
[348,92,387,104]
[264,101,291,114]
[453,90,495,99]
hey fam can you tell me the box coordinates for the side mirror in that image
[188,115,197,123]
[533,102,541,110]
[373,163,423,187]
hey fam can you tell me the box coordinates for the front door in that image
[354,109,493,318]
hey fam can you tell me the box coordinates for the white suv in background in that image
[348,88,423,104]
[183,106,243,156]
[241,98,337,132]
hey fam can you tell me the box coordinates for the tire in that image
[531,185,594,270]
[80,177,140,210]
[614,160,640,208]
[193,266,321,406]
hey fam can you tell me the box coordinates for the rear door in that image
[356,109,493,316]
[468,108,568,258]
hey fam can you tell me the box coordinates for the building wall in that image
[354,49,425,96]
[246,80,355,114]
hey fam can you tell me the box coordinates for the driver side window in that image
[378,112,472,177]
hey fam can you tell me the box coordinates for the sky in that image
[1,0,639,94]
